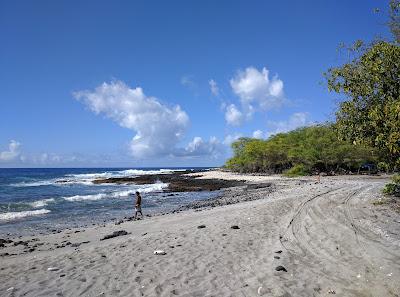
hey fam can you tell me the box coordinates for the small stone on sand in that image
[275,265,287,272]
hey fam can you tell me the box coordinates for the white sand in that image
[1,171,399,297]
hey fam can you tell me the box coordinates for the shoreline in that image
[1,171,399,296]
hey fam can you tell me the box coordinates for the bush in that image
[383,174,400,197]
[225,125,377,174]
[284,164,310,177]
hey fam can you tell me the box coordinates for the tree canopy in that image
[325,40,400,170]
[225,1,399,175]
[225,125,377,174]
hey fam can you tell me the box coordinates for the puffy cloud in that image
[230,66,285,120]
[74,81,190,158]
[209,79,219,96]
[0,140,21,162]
[267,112,310,136]
[252,130,264,139]
[225,104,243,126]
[180,136,223,157]
[223,133,242,146]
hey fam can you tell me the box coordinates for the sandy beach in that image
[1,170,399,297]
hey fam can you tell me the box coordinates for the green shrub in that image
[383,174,400,197]
[284,164,310,177]
[226,125,377,174]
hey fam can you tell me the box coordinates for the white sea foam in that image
[10,169,187,188]
[0,209,51,221]
[66,168,184,180]
[114,169,186,176]
[63,193,107,202]
[10,180,56,187]
[63,183,168,202]
[65,172,113,179]
[139,183,169,193]
[29,198,55,208]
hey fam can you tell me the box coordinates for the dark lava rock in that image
[230,225,240,230]
[0,243,4,248]
[274,256,280,259]
[13,241,29,246]
[275,265,287,272]
[197,225,206,229]
[0,239,13,245]
[115,220,124,225]
[275,250,282,254]
[92,170,246,192]
[100,230,129,241]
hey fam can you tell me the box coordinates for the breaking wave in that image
[0,209,51,221]
[63,183,168,202]
[28,198,55,208]
[10,168,186,187]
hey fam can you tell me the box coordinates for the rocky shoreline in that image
[92,170,247,192]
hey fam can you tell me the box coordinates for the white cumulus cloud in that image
[74,81,190,158]
[180,136,223,157]
[223,133,243,146]
[267,112,310,136]
[230,66,285,120]
[225,104,243,126]
[0,140,21,162]
[252,130,264,139]
[209,79,220,96]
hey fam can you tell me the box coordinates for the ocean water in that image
[0,168,218,237]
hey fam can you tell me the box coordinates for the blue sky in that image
[0,0,392,167]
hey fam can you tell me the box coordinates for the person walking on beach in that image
[134,191,143,219]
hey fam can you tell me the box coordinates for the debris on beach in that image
[275,265,287,272]
[154,250,167,255]
[230,225,240,229]
[47,267,60,271]
[100,230,129,241]
[275,250,282,254]
[197,225,206,229]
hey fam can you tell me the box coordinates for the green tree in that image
[325,41,400,170]
[225,125,377,175]
[389,0,400,43]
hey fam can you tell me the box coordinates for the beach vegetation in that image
[225,125,377,175]
[383,174,400,196]
[283,164,308,177]
[325,0,400,171]
[325,40,400,171]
